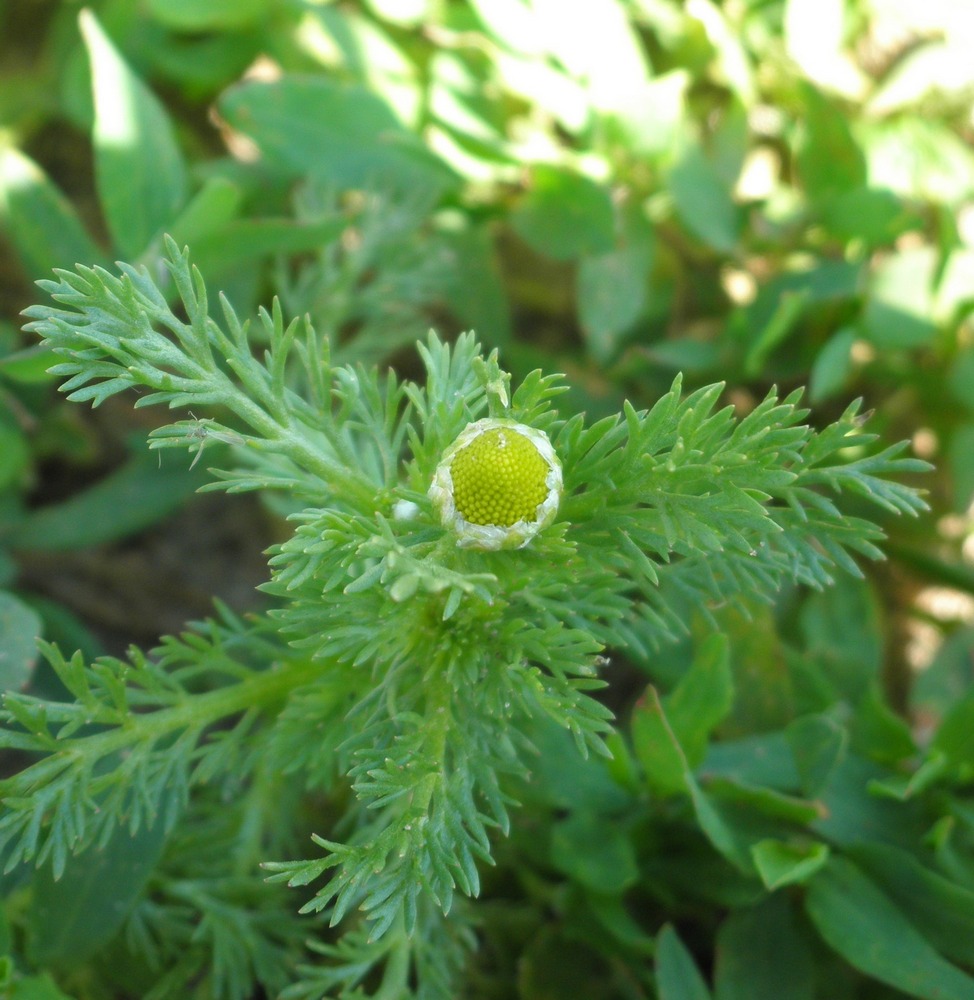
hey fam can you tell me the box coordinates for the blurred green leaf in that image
[80,10,188,258]
[511,166,615,261]
[852,842,974,968]
[633,689,755,870]
[819,187,915,247]
[714,893,814,1000]
[189,217,348,280]
[744,290,809,377]
[145,0,267,30]
[862,246,939,349]
[751,839,829,890]
[0,591,41,692]
[439,226,513,347]
[0,422,29,492]
[798,576,883,702]
[5,974,77,1000]
[813,754,929,850]
[656,924,713,1000]
[666,634,733,767]
[805,856,974,1000]
[667,138,740,253]
[786,713,848,798]
[948,424,974,513]
[7,440,210,552]
[550,813,638,893]
[0,345,57,385]
[577,244,650,363]
[912,625,974,719]
[795,84,867,202]
[932,686,974,768]
[632,686,688,797]
[809,327,856,404]
[851,684,915,764]
[218,77,456,196]
[0,147,107,278]
[28,819,168,968]
[165,176,243,251]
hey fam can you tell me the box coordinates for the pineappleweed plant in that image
[0,238,927,997]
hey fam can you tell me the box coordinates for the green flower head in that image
[429,418,563,550]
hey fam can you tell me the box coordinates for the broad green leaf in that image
[165,176,243,251]
[522,715,631,814]
[667,139,740,253]
[932,686,974,768]
[665,634,733,767]
[577,243,650,364]
[705,777,821,825]
[703,731,800,792]
[218,77,456,196]
[948,425,974,513]
[851,684,915,764]
[794,83,866,202]
[805,856,974,1000]
[28,819,168,967]
[188,217,347,280]
[714,893,814,1000]
[949,350,974,411]
[912,626,974,719]
[511,166,615,261]
[6,974,77,1000]
[0,345,58,385]
[798,576,883,702]
[632,686,688,797]
[862,246,939,349]
[852,842,974,968]
[0,591,41,692]
[145,0,267,30]
[9,440,210,552]
[869,750,950,801]
[0,147,106,277]
[0,422,29,492]
[751,838,829,890]
[819,187,915,247]
[439,226,513,347]
[813,753,929,851]
[80,10,188,258]
[809,327,856,404]
[656,924,712,1000]
[633,689,755,870]
[786,713,848,798]
[550,813,638,893]
[743,290,809,377]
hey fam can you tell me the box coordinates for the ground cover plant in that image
[2,1,974,998]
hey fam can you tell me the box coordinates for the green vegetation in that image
[1,1,973,998]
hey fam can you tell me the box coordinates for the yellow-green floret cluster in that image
[429,418,563,551]
[450,427,550,527]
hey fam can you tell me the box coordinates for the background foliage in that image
[1,0,974,998]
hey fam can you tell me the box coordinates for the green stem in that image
[22,658,319,788]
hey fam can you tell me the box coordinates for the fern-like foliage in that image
[6,240,928,998]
